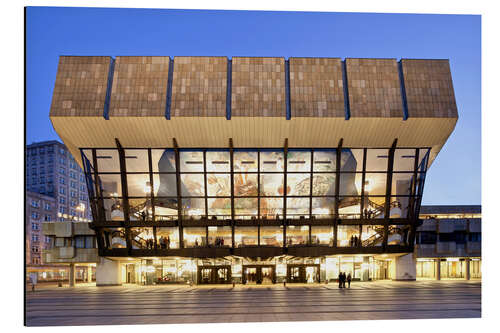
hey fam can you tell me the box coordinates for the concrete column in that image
[360,257,370,281]
[436,259,441,280]
[465,258,470,280]
[393,254,416,281]
[69,263,76,287]
[96,257,122,286]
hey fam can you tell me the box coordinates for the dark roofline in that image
[27,140,65,148]
[420,205,481,214]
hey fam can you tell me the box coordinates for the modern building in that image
[49,55,460,286]
[26,140,92,222]
[41,221,99,286]
[416,205,481,280]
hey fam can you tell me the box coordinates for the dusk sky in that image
[26,7,481,205]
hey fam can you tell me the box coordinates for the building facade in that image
[26,140,92,222]
[416,205,481,280]
[41,221,99,286]
[49,56,459,285]
[26,191,64,281]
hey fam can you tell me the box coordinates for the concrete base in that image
[393,253,417,281]
[96,258,122,286]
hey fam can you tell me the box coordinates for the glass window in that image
[287,150,311,172]
[313,150,336,172]
[287,198,310,218]
[125,149,149,172]
[95,149,120,172]
[103,198,125,221]
[127,174,151,197]
[311,197,335,217]
[180,151,204,172]
[181,198,205,218]
[206,151,230,172]
[390,197,410,219]
[207,198,231,218]
[152,149,176,173]
[154,173,177,197]
[234,173,258,196]
[394,149,416,171]
[338,197,361,218]
[260,226,284,246]
[287,225,309,246]
[180,174,205,196]
[234,151,258,172]
[259,174,284,196]
[208,226,232,247]
[129,227,154,249]
[260,198,283,218]
[337,225,360,247]
[128,198,152,222]
[75,236,85,248]
[207,174,230,196]
[287,173,310,196]
[106,228,126,249]
[391,173,413,196]
[260,151,284,172]
[366,149,389,172]
[154,198,178,221]
[339,173,361,196]
[311,226,333,246]
[364,173,387,195]
[364,197,386,219]
[156,227,180,249]
[234,226,258,247]
[312,173,335,196]
[361,225,383,247]
[183,227,207,247]
[234,198,258,217]
[98,174,122,197]
[341,149,363,172]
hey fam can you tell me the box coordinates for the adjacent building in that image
[26,140,93,283]
[416,205,481,280]
[48,55,461,286]
[26,140,92,222]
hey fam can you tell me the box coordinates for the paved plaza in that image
[25,280,481,326]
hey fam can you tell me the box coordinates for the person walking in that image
[338,272,343,288]
[347,273,352,288]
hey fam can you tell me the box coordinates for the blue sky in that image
[26,7,481,205]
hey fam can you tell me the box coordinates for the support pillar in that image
[69,263,76,287]
[96,257,122,286]
[435,259,441,280]
[393,253,416,281]
[465,258,471,280]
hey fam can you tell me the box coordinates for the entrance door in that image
[215,267,231,284]
[305,266,319,283]
[244,267,258,284]
[261,267,273,284]
[243,265,276,284]
[198,266,232,284]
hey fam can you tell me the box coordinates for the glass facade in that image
[81,147,430,255]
